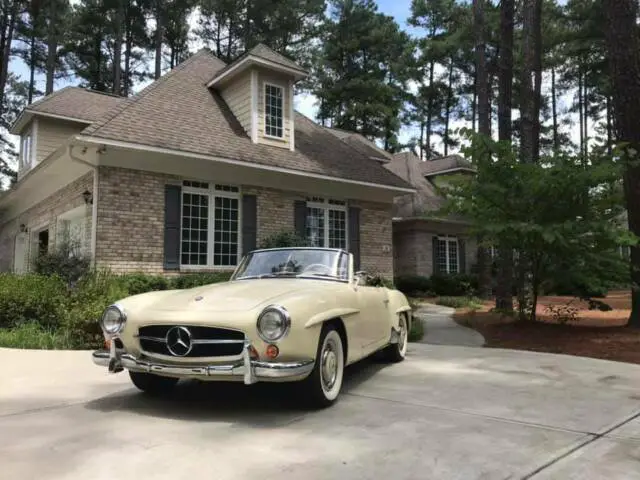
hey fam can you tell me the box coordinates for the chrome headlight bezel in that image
[100,304,127,336]
[256,305,291,343]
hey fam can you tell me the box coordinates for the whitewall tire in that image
[383,314,409,363]
[301,325,345,408]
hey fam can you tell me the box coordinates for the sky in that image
[8,0,581,157]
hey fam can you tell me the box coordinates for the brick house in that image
[0,45,413,278]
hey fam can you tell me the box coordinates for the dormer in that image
[207,44,308,151]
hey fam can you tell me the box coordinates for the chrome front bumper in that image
[92,344,314,385]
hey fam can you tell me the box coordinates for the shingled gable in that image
[78,48,412,190]
[10,86,125,134]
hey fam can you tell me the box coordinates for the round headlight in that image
[101,305,126,335]
[257,305,291,342]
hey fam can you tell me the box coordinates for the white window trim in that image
[179,182,242,270]
[56,205,88,254]
[263,81,285,140]
[437,235,459,274]
[288,78,295,151]
[306,198,348,249]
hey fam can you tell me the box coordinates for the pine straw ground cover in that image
[453,291,640,364]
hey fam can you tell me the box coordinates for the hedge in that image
[0,271,232,349]
[395,273,479,297]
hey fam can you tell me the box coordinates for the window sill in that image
[178,266,236,273]
[263,134,286,142]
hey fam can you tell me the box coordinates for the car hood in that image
[144,278,331,313]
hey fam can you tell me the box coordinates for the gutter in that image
[68,145,98,267]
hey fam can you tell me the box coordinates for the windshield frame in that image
[230,247,351,283]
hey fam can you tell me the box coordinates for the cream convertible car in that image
[92,247,413,407]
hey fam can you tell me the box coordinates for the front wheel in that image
[129,371,179,395]
[299,325,345,408]
[382,314,409,363]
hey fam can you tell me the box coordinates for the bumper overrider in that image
[92,340,315,385]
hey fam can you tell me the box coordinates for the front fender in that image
[386,289,412,329]
[304,308,360,328]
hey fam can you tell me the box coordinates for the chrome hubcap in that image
[321,339,338,390]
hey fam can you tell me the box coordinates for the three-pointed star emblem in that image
[165,326,193,357]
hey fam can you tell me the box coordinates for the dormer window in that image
[264,83,284,138]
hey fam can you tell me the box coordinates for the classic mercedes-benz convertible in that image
[92,247,413,407]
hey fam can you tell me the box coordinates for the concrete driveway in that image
[1,345,640,480]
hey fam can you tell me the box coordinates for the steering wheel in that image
[301,263,333,275]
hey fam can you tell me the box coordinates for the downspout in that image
[68,144,98,268]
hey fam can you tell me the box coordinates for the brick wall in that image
[0,173,93,272]
[393,219,477,277]
[96,167,395,277]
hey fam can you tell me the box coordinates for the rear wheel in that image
[129,371,178,395]
[300,325,345,408]
[383,314,408,363]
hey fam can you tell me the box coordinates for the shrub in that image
[32,240,91,286]
[365,273,394,288]
[63,270,129,348]
[408,315,425,342]
[0,322,76,349]
[259,231,310,249]
[119,273,170,295]
[430,273,478,296]
[0,273,67,329]
[395,275,432,296]
[169,272,232,289]
[436,296,483,309]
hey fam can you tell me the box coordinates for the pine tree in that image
[314,0,414,145]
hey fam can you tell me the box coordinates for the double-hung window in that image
[306,197,347,249]
[264,83,284,138]
[20,130,32,170]
[437,235,459,274]
[180,181,240,268]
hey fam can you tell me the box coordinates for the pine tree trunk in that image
[474,0,492,300]
[154,0,163,80]
[45,29,57,95]
[532,0,543,161]
[419,119,425,161]
[578,71,584,159]
[0,1,19,116]
[520,0,539,164]
[123,18,132,97]
[472,70,477,132]
[606,94,613,155]
[113,0,124,96]
[28,33,36,103]
[551,66,559,153]
[495,0,515,312]
[444,57,454,157]
[426,58,435,158]
[603,0,640,328]
[583,80,589,158]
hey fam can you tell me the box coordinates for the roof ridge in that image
[84,50,221,136]
[25,85,74,110]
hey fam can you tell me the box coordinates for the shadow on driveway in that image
[84,356,392,426]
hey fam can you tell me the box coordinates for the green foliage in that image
[444,130,635,320]
[408,314,425,342]
[169,272,232,289]
[364,273,394,288]
[395,275,433,296]
[0,322,78,350]
[435,296,483,309]
[259,231,310,249]
[430,273,478,296]
[32,240,91,285]
[0,274,67,329]
[119,274,170,295]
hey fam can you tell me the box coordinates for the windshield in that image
[232,249,349,281]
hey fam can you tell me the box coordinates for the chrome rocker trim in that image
[92,344,314,385]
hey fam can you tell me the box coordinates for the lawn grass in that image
[0,323,78,350]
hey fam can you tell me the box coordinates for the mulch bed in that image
[453,291,640,365]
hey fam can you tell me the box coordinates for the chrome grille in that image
[137,325,244,357]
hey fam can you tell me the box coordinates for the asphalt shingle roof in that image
[25,87,125,123]
[420,155,475,176]
[81,49,411,189]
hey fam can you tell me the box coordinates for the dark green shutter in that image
[458,238,466,273]
[242,195,257,255]
[432,236,440,274]
[164,184,181,270]
[294,200,307,239]
[348,206,361,271]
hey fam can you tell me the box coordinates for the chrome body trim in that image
[92,344,314,384]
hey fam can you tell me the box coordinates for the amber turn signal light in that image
[104,338,111,350]
[265,344,279,359]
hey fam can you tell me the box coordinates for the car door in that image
[356,281,390,350]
